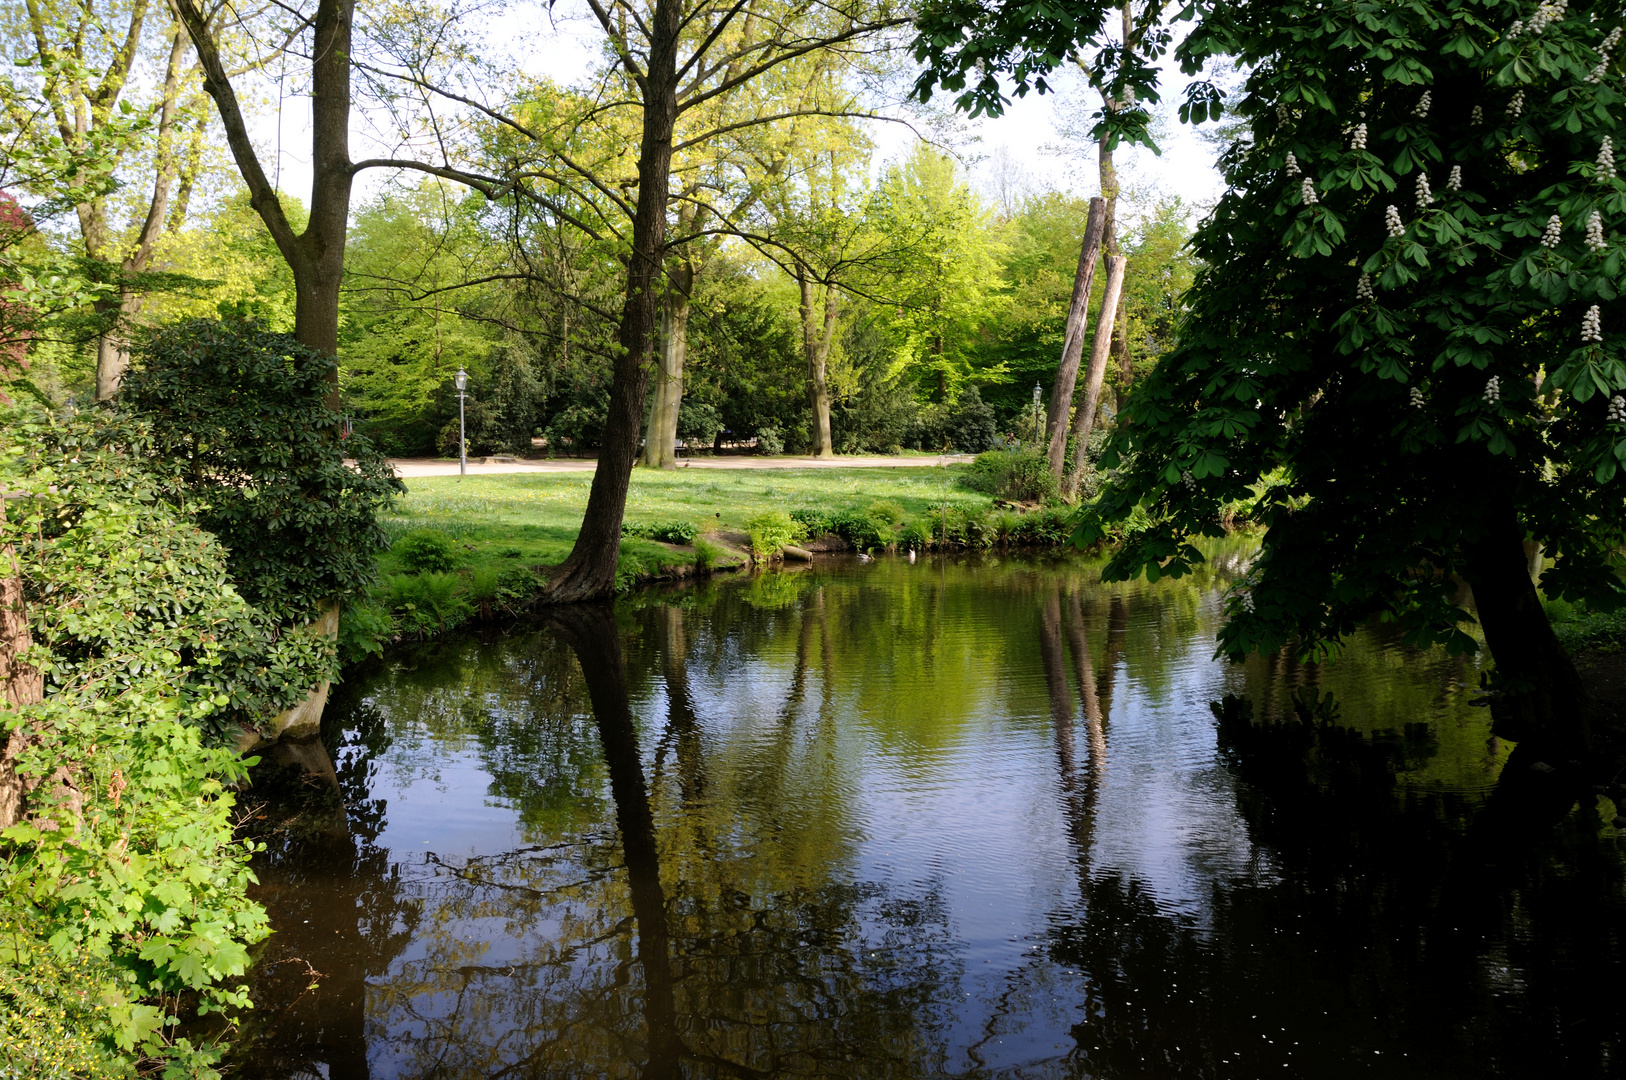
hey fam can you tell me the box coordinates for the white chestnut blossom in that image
[1508,90,1525,119]
[1350,123,1368,151]
[1414,91,1432,117]
[1588,59,1611,83]
[1483,376,1502,405]
[1526,0,1568,35]
[1582,304,1605,342]
[1604,27,1623,50]
[1509,19,1526,38]
[1301,177,1319,205]
[1587,209,1607,251]
[1356,274,1375,301]
[1386,205,1405,237]
[1181,469,1196,490]
[1239,590,1256,613]
[1284,150,1302,177]
[1410,386,1426,409]
[1599,136,1618,179]
[1608,394,1626,423]
[1541,214,1565,247]
[1448,165,1463,190]
[1471,104,1485,125]
[1416,173,1434,208]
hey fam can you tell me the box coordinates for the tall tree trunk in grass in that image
[545,0,681,600]
[800,267,839,459]
[1045,198,1107,478]
[1063,255,1126,499]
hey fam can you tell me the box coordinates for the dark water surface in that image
[230,547,1626,1079]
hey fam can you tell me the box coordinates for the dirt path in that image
[390,454,972,478]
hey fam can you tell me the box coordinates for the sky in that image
[250,4,1229,227]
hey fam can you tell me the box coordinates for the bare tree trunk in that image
[94,292,141,400]
[1045,198,1107,477]
[641,277,692,470]
[545,0,682,601]
[1,497,42,829]
[1063,255,1127,499]
[799,268,838,459]
[1464,500,1595,757]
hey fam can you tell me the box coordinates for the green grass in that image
[377,466,993,578]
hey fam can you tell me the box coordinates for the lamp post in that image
[455,367,468,476]
[1032,382,1043,446]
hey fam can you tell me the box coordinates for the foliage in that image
[755,427,786,455]
[746,510,802,557]
[958,449,1059,502]
[1078,0,1626,664]
[623,520,701,545]
[396,530,463,573]
[1545,596,1626,655]
[337,600,395,666]
[3,405,335,744]
[120,319,403,621]
[1,406,276,1075]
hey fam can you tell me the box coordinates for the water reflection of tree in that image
[228,685,420,1079]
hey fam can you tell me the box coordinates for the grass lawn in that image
[376,465,994,579]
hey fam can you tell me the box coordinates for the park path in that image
[390,454,972,477]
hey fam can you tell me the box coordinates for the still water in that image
[230,546,1626,1079]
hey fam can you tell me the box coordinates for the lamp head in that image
[454,367,468,391]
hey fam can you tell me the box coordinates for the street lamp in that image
[455,367,468,476]
[1032,382,1043,446]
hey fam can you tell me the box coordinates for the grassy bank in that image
[374,465,996,579]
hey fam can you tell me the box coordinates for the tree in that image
[2,0,215,397]
[1079,0,1626,761]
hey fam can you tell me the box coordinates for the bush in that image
[381,572,470,634]
[694,538,723,572]
[755,426,785,455]
[2,404,277,1075]
[624,520,700,545]
[121,318,402,621]
[746,510,801,557]
[396,529,462,572]
[957,449,1059,502]
[338,600,394,665]
[790,508,833,536]
[948,386,1000,453]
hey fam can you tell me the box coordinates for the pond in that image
[228,544,1626,1079]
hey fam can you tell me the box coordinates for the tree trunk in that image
[1063,255,1127,499]
[1,496,42,829]
[799,268,838,458]
[549,604,682,1075]
[1463,501,1595,756]
[1045,198,1108,478]
[641,282,692,470]
[544,0,681,602]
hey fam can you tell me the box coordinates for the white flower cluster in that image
[1583,304,1604,341]
[1350,123,1368,151]
[1541,214,1564,247]
[1472,104,1485,125]
[1525,0,1569,35]
[1508,90,1525,119]
[1386,204,1405,237]
[1277,102,1290,124]
[1181,469,1196,490]
[1587,209,1607,251]
[1414,91,1432,117]
[1239,590,1256,613]
[1608,395,1626,423]
[1484,376,1502,404]
[1592,27,1623,83]
[1416,173,1434,208]
[1448,165,1463,190]
[1410,386,1426,409]
[1356,273,1375,301]
[1509,19,1525,37]
[1285,151,1302,177]
[1599,136,1618,179]
[1301,177,1319,205]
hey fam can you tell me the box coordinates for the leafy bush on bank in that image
[3,405,287,1076]
[957,449,1060,503]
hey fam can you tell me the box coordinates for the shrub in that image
[694,538,723,572]
[1012,506,1074,546]
[790,508,833,536]
[338,600,394,665]
[746,510,800,557]
[120,318,402,622]
[2,404,277,1075]
[957,449,1059,502]
[396,529,462,573]
[900,518,933,550]
[755,426,785,455]
[381,572,470,634]
[948,386,1000,453]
